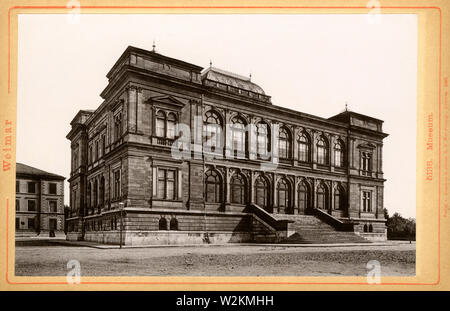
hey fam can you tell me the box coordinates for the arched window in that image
[277,178,291,213]
[87,183,91,210]
[170,218,178,230]
[297,181,309,212]
[317,136,329,165]
[369,224,373,233]
[256,122,270,159]
[100,176,105,205]
[298,132,310,162]
[155,110,166,137]
[167,113,177,139]
[334,140,345,167]
[205,169,222,203]
[159,218,167,230]
[231,116,247,157]
[204,111,223,152]
[334,186,345,210]
[279,127,291,159]
[363,224,368,233]
[317,183,328,210]
[255,176,269,210]
[230,173,246,204]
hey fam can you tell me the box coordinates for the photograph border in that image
[0,0,447,290]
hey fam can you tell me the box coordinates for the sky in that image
[17,14,417,218]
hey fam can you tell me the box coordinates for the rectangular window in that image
[27,200,36,211]
[16,217,20,230]
[28,218,35,230]
[157,168,176,200]
[27,182,36,193]
[166,170,175,200]
[362,191,372,212]
[49,183,57,195]
[157,169,165,199]
[361,152,372,175]
[16,199,19,211]
[72,150,78,171]
[114,114,122,141]
[102,135,106,156]
[156,118,165,137]
[167,120,176,139]
[95,140,99,161]
[114,170,121,199]
[49,201,57,213]
[16,180,19,192]
[89,146,93,164]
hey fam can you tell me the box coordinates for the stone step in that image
[275,213,370,244]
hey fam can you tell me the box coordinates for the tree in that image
[385,210,416,241]
[383,208,389,220]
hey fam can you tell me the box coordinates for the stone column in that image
[248,116,256,160]
[178,170,183,201]
[249,171,255,204]
[294,177,299,214]
[152,166,157,198]
[224,110,231,159]
[313,179,317,209]
[293,127,299,164]
[272,174,277,213]
[311,130,317,169]
[330,135,335,167]
[225,168,231,206]
[122,95,128,136]
[330,182,335,213]
[379,144,383,172]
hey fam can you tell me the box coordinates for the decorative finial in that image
[152,40,156,52]
[345,101,348,111]
[249,72,252,81]
[209,60,212,68]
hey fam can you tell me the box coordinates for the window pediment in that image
[357,142,377,150]
[148,95,187,110]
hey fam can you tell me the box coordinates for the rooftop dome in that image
[201,67,266,95]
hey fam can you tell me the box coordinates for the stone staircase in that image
[273,214,371,244]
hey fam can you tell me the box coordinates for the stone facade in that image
[15,163,65,237]
[66,46,388,245]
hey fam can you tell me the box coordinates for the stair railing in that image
[313,208,355,232]
[248,204,292,231]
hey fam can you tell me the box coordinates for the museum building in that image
[66,46,388,245]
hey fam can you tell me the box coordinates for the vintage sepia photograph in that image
[13,12,417,278]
